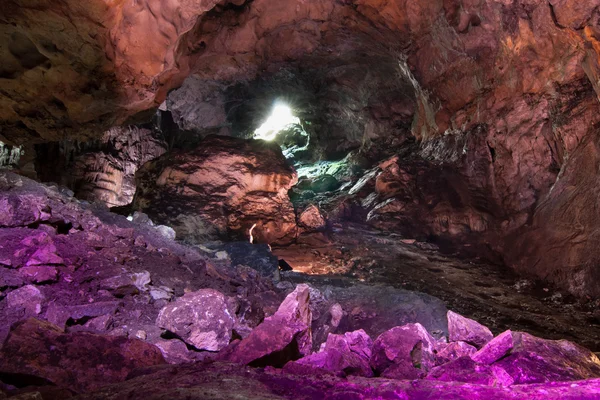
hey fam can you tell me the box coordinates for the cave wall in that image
[3,0,600,296]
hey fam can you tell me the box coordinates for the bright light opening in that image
[254,103,300,141]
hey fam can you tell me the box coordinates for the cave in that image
[1,0,600,398]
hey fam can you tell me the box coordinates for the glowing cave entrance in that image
[254,103,300,141]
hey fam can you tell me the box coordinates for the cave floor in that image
[273,223,600,351]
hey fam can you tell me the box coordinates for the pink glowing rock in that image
[156,289,235,352]
[288,329,373,377]
[370,323,437,379]
[471,330,515,365]
[447,310,493,348]
[435,340,478,365]
[493,332,600,384]
[225,284,312,366]
[426,356,514,386]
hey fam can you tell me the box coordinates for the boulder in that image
[134,135,298,244]
[156,289,235,351]
[0,319,165,393]
[472,330,600,383]
[213,242,279,277]
[435,341,477,365]
[370,323,437,379]
[426,356,514,386]
[493,332,600,384]
[225,284,312,366]
[153,339,204,364]
[288,330,373,377]
[447,310,494,348]
[471,330,516,365]
[298,205,327,232]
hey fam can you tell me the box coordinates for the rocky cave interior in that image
[2,0,600,398]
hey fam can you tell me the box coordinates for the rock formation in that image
[134,135,298,244]
[0,172,599,398]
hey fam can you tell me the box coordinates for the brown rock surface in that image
[135,135,298,244]
[506,135,600,298]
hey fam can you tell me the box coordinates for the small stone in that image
[6,285,45,315]
[426,356,514,386]
[154,339,202,364]
[150,286,174,301]
[0,258,12,267]
[45,302,71,328]
[84,314,113,331]
[100,271,151,296]
[67,301,121,320]
[0,269,24,288]
[330,303,343,328]
[155,225,176,240]
[19,266,58,283]
[134,330,147,340]
[25,244,64,266]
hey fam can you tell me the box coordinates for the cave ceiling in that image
[1,0,599,146]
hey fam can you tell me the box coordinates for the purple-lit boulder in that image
[225,284,312,366]
[426,356,514,386]
[0,318,165,393]
[493,332,600,384]
[447,310,493,348]
[287,329,373,377]
[471,330,516,365]
[435,340,478,365]
[370,323,437,379]
[156,288,235,352]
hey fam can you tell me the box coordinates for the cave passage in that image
[1,0,600,398]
